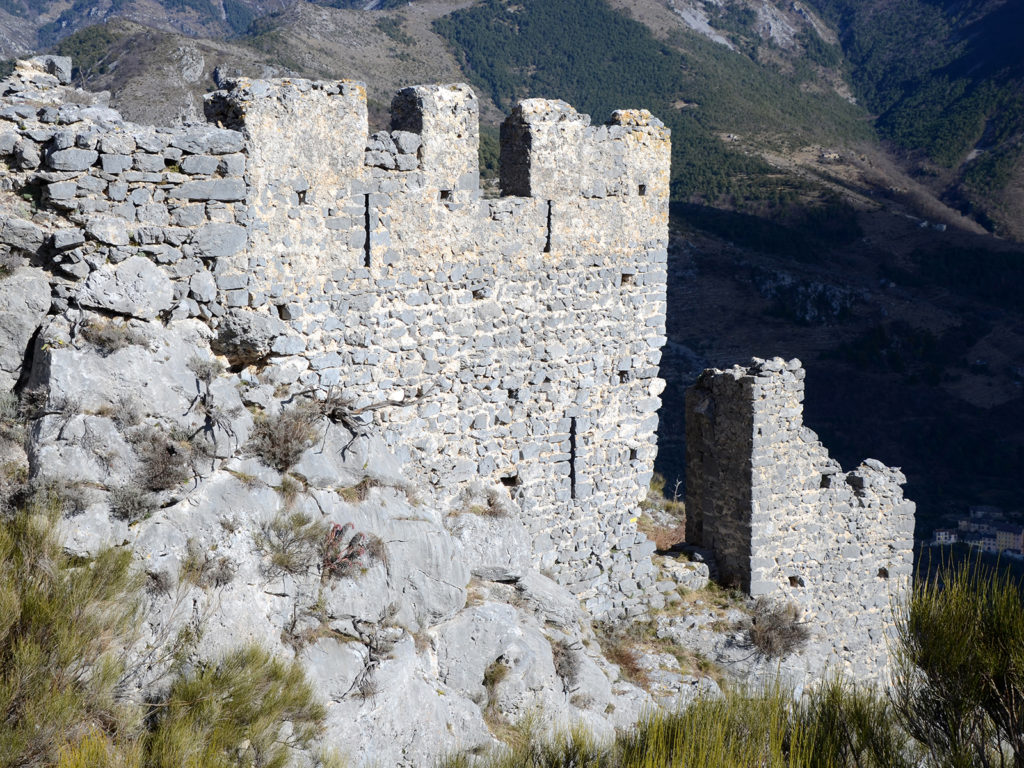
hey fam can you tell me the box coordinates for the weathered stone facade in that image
[685,357,916,678]
[1,57,669,617]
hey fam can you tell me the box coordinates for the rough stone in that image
[0,267,50,390]
[77,256,174,319]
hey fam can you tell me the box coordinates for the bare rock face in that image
[0,266,50,391]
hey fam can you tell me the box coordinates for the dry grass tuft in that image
[741,597,810,659]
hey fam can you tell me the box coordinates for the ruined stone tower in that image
[686,357,915,677]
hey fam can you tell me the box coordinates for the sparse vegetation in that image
[636,474,686,551]
[739,597,810,659]
[130,425,200,493]
[255,509,328,577]
[337,477,380,504]
[457,481,513,518]
[0,485,331,768]
[108,483,155,523]
[79,317,148,357]
[179,538,235,589]
[549,638,581,689]
[322,522,384,579]
[246,401,322,472]
[255,510,380,581]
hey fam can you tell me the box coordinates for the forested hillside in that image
[804,0,1024,236]
[434,0,869,202]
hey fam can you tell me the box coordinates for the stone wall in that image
[686,357,916,678]
[0,57,670,618]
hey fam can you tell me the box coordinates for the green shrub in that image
[144,645,325,768]
[0,496,330,768]
[0,502,141,767]
[255,509,328,576]
[891,556,1024,767]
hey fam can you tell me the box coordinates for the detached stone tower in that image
[686,358,915,677]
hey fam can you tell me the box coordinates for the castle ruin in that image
[1,56,913,678]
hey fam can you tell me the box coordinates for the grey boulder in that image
[78,256,174,319]
[0,267,50,390]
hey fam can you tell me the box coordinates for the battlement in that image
[0,58,670,619]
[203,75,669,204]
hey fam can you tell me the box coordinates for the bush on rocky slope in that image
[0,500,333,768]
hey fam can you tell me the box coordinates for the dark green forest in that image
[433,0,869,203]
[804,0,1024,179]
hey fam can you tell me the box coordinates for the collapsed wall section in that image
[686,357,915,677]
[0,58,671,619]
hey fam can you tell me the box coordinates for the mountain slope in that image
[803,0,1024,237]
[433,0,870,201]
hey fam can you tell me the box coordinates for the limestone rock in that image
[515,570,582,628]
[446,510,531,582]
[85,216,129,246]
[0,216,45,252]
[212,308,287,366]
[77,256,174,319]
[192,222,246,258]
[0,267,50,390]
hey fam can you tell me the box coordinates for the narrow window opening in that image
[618,370,632,384]
[439,189,452,202]
[568,416,578,500]
[296,189,307,205]
[628,448,638,462]
[789,575,805,588]
[621,273,633,285]
[363,194,371,268]
[877,567,889,579]
[500,473,520,488]
[543,200,552,253]
[638,183,647,196]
